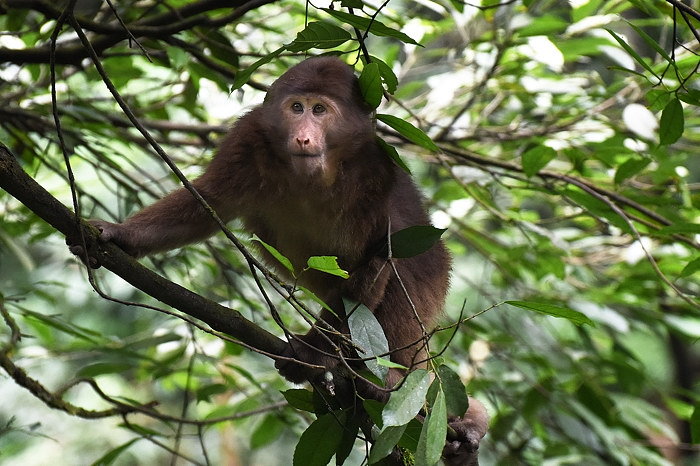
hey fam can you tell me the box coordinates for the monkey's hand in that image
[443,398,489,466]
[275,331,340,386]
[67,220,134,268]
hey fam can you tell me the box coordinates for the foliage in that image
[1,0,699,465]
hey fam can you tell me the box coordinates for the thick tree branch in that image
[0,144,288,359]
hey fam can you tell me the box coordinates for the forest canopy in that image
[0,0,699,465]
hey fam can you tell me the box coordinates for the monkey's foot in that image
[442,398,489,466]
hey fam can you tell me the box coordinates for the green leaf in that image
[363,399,385,427]
[521,145,556,177]
[286,21,351,53]
[437,365,469,418]
[335,413,360,465]
[251,414,285,449]
[77,362,132,377]
[377,357,408,370]
[323,9,420,45]
[298,286,334,312]
[605,29,658,78]
[646,89,672,112]
[252,234,295,275]
[369,424,407,464]
[506,301,595,326]
[656,223,700,235]
[415,388,447,466]
[572,0,603,22]
[306,255,349,278]
[377,114,439,152]
[282,388,316,412]
[195,383,228,403]
[390,225,446,259]
[563,187,631,233]
[293,412,345,466]
[348,301,389,381]
[517,14,568,37]
[614,157,651,184]
[117,422,161,437]
[398,418,424,450]
[383,369,431,427]
[22,309,100,342]
[370,55,399,94]
[231,47,285,91]
[625,21,674,65]
[164,46,189,69]
[659,98,684,145]
[91,438,140,466]
[680,257,700,278]
[359,62,383,109]
[691,404,700,444]
[377,137,411,174]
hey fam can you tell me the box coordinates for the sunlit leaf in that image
[306,255,349,278]
[506,301,595,326]
[377,114,439,152]
[377,357,408,370]
[252,234,295,275]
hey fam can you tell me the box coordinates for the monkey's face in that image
[272,92,375,187]
[275,94,338,184]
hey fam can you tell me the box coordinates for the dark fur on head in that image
[264,56,371,114]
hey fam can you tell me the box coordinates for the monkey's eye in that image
[312,104,326,115]
[291,102,304,113]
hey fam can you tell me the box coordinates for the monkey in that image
[69,56,487,461]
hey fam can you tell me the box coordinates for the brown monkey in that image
[70,56,487,459]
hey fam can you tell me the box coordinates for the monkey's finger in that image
[68,244,101,269]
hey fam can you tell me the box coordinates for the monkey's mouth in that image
[291,152,322,158]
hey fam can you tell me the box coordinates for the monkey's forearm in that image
[109,187,225,257]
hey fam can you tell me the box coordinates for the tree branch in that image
[0,0,276,65]
[0,144,288,359]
